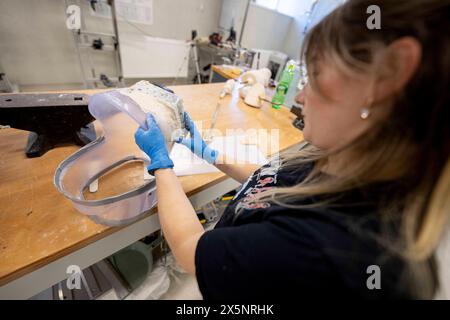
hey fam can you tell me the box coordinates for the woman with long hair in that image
[134,0,450,299]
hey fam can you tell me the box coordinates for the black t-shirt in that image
[195,159,411,300]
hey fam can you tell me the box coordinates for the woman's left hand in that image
[134,113,174,174]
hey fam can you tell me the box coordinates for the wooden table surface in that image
[211,65,244,80]
[0,83,303,286]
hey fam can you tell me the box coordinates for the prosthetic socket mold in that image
[54,81,186,226]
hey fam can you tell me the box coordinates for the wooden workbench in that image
[0,83,303,297]
[210,65,244,81]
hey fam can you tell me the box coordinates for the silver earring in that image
[361,97,373,120]
[360,108,370,119]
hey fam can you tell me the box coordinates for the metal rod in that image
[78,44,117,51]
[204,96,224,143]
[86,77,120,82]
[238,0,251,47]
[57,282,65,300]
[108,0,125,87]
[79,31,116,38]
[192,43,202,84]
[96,259,131,299]
[209,102,221,130]
[79,270,94,300]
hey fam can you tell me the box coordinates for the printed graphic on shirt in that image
[234,157,281,213]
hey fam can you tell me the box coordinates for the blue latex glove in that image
[177,112,219,164]
[134,114,174,175]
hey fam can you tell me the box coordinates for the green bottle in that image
[271,61,295,109]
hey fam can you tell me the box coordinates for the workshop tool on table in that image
[290,104,305,131]
[243,83,266,108]
[256,52,261,69]
[239,81,282,108]
[0,93,95,157]
[226,26,237,43]
[262,97,282,106]
[241,68,272,87]
[204,79,235,142]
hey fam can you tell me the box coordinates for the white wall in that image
[220,0,291,52]
[0,0,223,90]
[219,0,346,60]
[118,0,222,41]
[282,0,314,59]
[282,0,346,59]
[220,0,318,58]
[241,4,292,51]
[0,0,346,90]
[0,0,83,88]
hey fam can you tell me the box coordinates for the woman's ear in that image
[374,37,422,101]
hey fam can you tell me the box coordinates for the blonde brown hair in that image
[253,0,450,298]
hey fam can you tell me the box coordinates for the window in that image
[253,0,279,11]
[253,0,316,18]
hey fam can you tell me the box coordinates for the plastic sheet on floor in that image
[125,253,188,300]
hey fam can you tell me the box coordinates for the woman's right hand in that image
[176,112,219,164]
